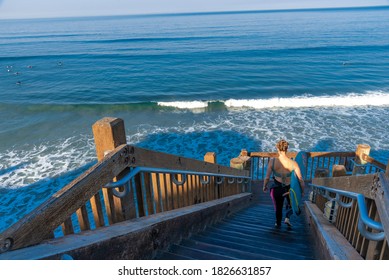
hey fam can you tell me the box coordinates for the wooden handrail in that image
[249,151,355,158]
[0,144,249,253]
[371,173,389,245]
[363,154,387,171]
[0,144,130,252]
[249,151,297,158]
[127,145,248,176]
[312,173,376,199]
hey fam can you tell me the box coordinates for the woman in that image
[262,139,305,228]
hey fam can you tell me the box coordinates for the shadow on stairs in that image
[155,194,317,260]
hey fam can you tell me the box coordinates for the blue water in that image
[1,7,389,232]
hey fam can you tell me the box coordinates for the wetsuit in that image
[269,159,293,226]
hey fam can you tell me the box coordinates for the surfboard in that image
[289,151,308,216]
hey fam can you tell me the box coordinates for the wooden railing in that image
[0,118,250,253]
[249,151,386,180]
[311,173,389,260]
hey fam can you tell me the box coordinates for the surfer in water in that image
[263,139,305,228]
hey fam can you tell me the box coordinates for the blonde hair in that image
[276,139,289,152]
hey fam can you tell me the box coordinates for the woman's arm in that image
[263,158,273,192]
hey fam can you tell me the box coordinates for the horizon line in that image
[1,4,389,21]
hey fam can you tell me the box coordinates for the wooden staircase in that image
[155,193,317,260]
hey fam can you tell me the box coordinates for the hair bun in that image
[276,139,289,152]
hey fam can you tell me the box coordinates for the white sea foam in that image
[225,91,389,109]
[157,101,209,109]
[0,136,95,189]
[156,92,389,110]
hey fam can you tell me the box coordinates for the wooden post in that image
[92,117,127,161]
[353,144,371,175]
[230,149,251,171]
[204,152,216,164]
[332,165,347,177]
[230,157,245,169]
[313,168,329,212]
[92,117,128,224]
[204,152,216,200]
[314,168,329,178]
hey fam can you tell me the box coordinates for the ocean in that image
[0,7,389,232]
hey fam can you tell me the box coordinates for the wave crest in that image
[160,91,389,110]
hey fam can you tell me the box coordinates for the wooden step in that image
[155,198,316,260]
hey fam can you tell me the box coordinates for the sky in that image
[0,0,388,19]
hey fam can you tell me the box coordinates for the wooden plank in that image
[61,218,74,235]
[102,188,115,225]
[304,201,363,260]
[188,175,194,206]
[151,173,161,213]
[365,207,380,260]
[143,173,154,215]
[127,145,248,177]
[386,159,389,176]
[371,173,389,245]
[349,202,359,246]
[312,174,376,199]
[249,152,297,158]
[163,174,170,211]
[76,205,91,231]
[379,240,388,260]
[0,144,130,252]
[89,192,105,228]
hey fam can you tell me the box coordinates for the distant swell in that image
[158,91,389,110]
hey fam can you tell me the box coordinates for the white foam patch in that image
[157,101,208,110]
[0,135,96,189]
[225,91,389,109]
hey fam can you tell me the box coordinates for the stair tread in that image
[155,197,316,260]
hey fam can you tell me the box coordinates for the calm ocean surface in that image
[1,7,389,231]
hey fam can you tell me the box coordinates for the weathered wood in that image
[386,159,389,176]
[355,144,371,164]
[371,173,389,245]
[230,155,250,171]
[362,154,387,171]
[0,144,129,252]
[312,173,376,199]
[349,201,359,247]
[0,193,253,260]
[92,117,127,160]
[76,205,91,231]
[352,144,371,175]
[365,206,380,260]
[127,146,248,177]
[61,218,74,235]
[92,117,128,224]
[143,173,154,215]
[204,152,217,164]
[89,192,105,228]
[304,201,363,260]
[314,168,329,178]
[249,151,297,158]
[332,165,347,177]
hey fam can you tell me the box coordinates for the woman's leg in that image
[283,186,293,226]
[271,187,284,226]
